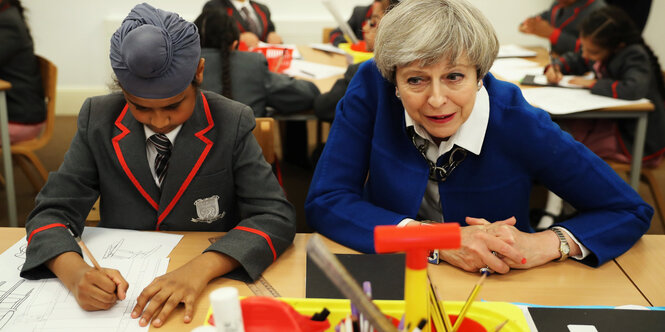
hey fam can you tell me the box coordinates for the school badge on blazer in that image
[192,195,225,223]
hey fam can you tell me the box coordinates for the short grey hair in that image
[374,0,499,83]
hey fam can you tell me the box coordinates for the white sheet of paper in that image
[309,43,348,55]
[529,74,587,89]
[490,58,543,81]
[498,44,538,58]
[0,228,182,331]
[568,325,599,332]
[283,59,347,79]
[521,87,652,114]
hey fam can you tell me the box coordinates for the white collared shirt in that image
[144,125,182,187]
[403,85,490,223]
[397,86,588,260]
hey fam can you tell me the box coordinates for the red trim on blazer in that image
[234,226,277,261]
[156,92,215,230]
[549,29,562,45]
[113,105,159,211]
[226,7,247,34]
[251,2,269,41]
[615,124,665,162]
[559,57,571,72]
[329,32,342,44]
[611,81,619,98]
[27,223,67,245]
[574,38,582,52]
[549,0,595,46]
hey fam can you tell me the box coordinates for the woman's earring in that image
[477,81,483,91]
[395,89,401,99]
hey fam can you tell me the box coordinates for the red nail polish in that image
[521,258,527,264]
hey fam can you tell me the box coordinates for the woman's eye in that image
[447,73,464,81]
[407,77,423,85]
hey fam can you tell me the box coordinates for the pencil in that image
[67,228,102,270]
[427,274,452,332]
[451,271,488,332]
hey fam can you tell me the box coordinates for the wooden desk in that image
[0,228,653,331]
[503,48,653,190]
[0,79,18,227]
[614,235,665,306]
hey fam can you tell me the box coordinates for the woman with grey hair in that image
[305,0,650,273]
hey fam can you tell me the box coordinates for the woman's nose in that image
[428,84,447,108]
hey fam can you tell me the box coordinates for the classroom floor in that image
[0,115,663,235]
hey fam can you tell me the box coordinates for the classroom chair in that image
[86,117,281,225]
[322,27,335,44]
[0,55,57,193]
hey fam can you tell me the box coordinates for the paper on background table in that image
[309,43,348,55]
[284,59,347,79]
[521,87,652,114]
[0,228,182,331]
[490,58,543,82]
[525,74,587,89]
[497,44,538,58]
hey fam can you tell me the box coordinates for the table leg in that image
[629,113,647,191]
[0,91,17,227]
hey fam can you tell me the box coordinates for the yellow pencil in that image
[451,271,488,332]
[427,274,452,332]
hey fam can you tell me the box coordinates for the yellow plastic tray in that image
[204,297,529,331]
[338,43,374,64]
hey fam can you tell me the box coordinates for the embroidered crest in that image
[191,195,225,223]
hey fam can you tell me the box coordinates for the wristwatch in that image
[551,228,570,261]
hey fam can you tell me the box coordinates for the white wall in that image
[20,0,663,115]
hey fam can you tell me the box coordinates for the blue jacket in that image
[305,60,651,267]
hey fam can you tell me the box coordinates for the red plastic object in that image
[350,41,369,52]
[375,223,461,269]
[252,47,293,73]
[208,296,330,332]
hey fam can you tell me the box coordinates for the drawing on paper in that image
[103,239,161,260]
[0,280,33,330]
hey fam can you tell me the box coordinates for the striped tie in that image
[149,134,172,185]
[241,7,260,36]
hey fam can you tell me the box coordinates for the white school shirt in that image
[144,125,182,188]
[396,86,588,259]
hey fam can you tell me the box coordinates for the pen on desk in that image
[299,69,315,78]
[451,270,489,332]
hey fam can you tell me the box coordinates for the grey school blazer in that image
[201,49,320,117]
[21,91,296,282]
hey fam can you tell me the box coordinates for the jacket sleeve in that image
[505,94,652,266]
[590,48,651,100]
[555,51,591,75]
[265,67,320,115]
[204,107,296,281]
[21,98,101,279]
[305,61,410,253]
[314,63,359,122]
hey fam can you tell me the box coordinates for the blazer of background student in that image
[201,48,320,117]
[203,0,275,42]
[21,91,296,283]
[0,3,46,124]
[329,4,373,47]
[537,0,606,55]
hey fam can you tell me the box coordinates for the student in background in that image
[21,3,295,328]
[328,0,395,47]
[314,0,396,122]
[306,0,651,273]
[196,9,320,117]
[202,0,281,49]
[519,0,606,55]
[546,5,665,164]
[0,0,46,144]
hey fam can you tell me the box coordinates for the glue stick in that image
[210,287,245,332]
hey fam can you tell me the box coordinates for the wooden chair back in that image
[253,117,276,164]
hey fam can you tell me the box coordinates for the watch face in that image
[561,243,570,255]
